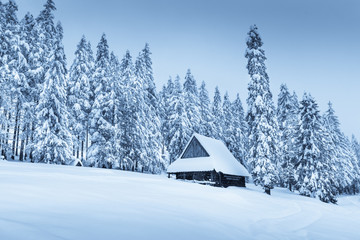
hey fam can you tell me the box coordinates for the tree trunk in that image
[15,117,21,157]
[81,140,84,160]
[30,122,35,162]
[76,135,80,159]
[24,133,29,160]
[19,138,25,161]
[5,111,11,159]
[12,104,20,157]
[86,125,89,161]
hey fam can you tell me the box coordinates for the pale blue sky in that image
[15,0,360,138]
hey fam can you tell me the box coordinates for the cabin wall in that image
[175,171,246,187]
[220,174,245,187]
[176,171,214,182]
[181,137,209,159]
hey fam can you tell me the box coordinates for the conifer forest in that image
[1,0,359,204]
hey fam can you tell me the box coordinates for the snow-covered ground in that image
[0,160,359,240]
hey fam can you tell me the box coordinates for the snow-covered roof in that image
[71,159,83,167]
[167,133,250,177]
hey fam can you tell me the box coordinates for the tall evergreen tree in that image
[36,0,56,57]
[168,76,192,163]
[68,36,93,161]
[277,84,298,190]
[245,25,278,193]
[323,102,359,194]
[294,94,337,203]
[118,50,145,171]
[198,81,214,137]
[32,22,73,165]
[230,94,248,166]
[352,135,360,164]
[222,92,233,148]
[135,44,164,173]
[212,86,224,140]
[0,0,20,158]
[18,12,37,161]
[183,69,201,133]
[0,0,13,158]
[159,77,174,157]
[87,34,115,168]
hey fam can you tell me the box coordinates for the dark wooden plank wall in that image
[175,171,246,187]
[181,137,210,159]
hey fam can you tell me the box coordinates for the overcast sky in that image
[15,0,360,138]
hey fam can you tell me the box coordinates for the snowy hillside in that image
[0,161,359,240]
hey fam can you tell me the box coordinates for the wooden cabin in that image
[167,134,250,187]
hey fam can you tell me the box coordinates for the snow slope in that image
[0,160,359,240]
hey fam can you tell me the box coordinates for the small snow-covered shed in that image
[167,133,250,187]
[72,159,83,167]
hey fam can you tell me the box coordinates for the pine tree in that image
[230,94,248,166]
[24,12,49,162]
[87,34,115,168]
[352,135,360,164]
[17,12,37,161]
[323,102,359,194]
[294,94,337,203]
[222,92,233,148]
[32,22,73,165]
[117,50,145,171]
[245,25,279,193]
[0,0,18,158]
[351,136,360,193]
[68,36,93,161]
[168,76,192,163]
[183,69,201,133]
[159,77,174,156]
[212,86,224,140]
[135,44,164,173]
[0,0,13,158]
[198,81,214,137]
[36,0,56,58]
[277,84,298,190]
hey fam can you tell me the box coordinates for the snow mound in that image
[0,161,360,240]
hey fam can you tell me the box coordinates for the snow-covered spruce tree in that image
[212,86,224,140]
[159,77,174,160]
[168,75,192,163]
[183,69,201,134]
[24,0,58,162]
[198,81,215,137]
[87,34,115,168]
[352,135,360,164]
[135,44,164,173]
[67,36,93,161]
[118,51,145,171]
[33,22,73,165]
[230,94,248,166]
[18,12,37,161]
[277,84,299,190]
[245,24,279,194]
[294,94,337,203]
[323,102,360,194]
[0,1,12,158]
[352,135,360,192]
[36,0,56,60]
[108,52,122,169]
[222,92,233,148]
[0,0,19,158]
